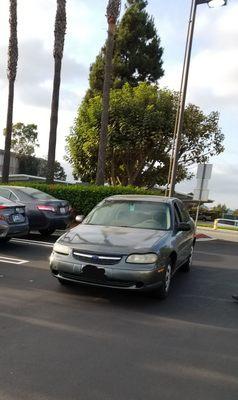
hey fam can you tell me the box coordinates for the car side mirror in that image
[177,222,191,232]
[75,215,84,224]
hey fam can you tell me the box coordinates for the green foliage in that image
[88,0,164,95]
[1,182,162,215]
[9,122,39,156]
[18,156,39,176]
[38,159,66,181]
[18,156,66,181]
[66,83,224,187]
[211,203,228,218]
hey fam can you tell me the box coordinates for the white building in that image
[0,150,19,175]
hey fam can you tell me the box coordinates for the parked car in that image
[0,186,71,236]
[0,195,29,242]
[199,214,213,222]
[50,195,195,299]
[215,218,238,228]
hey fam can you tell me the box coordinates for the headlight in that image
[126,253,158,264]
[53,243,70,255]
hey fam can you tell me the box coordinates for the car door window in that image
[178,203,190,222]
[9,192,18,201]
[174,203,182,227]
[0,188,11,199]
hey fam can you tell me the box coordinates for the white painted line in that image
[0,256,29,265]
[12,238,53,248]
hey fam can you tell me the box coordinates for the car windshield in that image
[84,200,171,230]
[18,187,55,200]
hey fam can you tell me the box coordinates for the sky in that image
[0,0,237,208]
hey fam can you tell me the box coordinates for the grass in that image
[197,222,238,232]
[197,222,213,228]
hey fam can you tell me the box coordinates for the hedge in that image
[2,182,163,216]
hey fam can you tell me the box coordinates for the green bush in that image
[2,182,163,216]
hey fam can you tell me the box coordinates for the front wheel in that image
[0,237,11,243]
[152,261,172,299]
[58,277,71,286]
[39,228,55,237]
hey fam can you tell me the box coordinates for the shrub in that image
[3,182,163,216]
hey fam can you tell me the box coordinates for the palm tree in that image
[95,0,121,185]
[46,0,67,183]
[2,0,18,183]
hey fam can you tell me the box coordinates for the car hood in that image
[60,224,168,254]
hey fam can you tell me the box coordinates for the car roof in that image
[105,195,177,204]
[0,195,18,207]
[217,218,238,222]
[1,186,31,190]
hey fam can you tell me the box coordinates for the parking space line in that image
[0,256,29,265]
[12,238,53,248]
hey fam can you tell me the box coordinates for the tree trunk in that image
[96,23,115,186]
[2,0,18,183]
[46,0,66,184]
[2,80,15,183]
[46,58,62,183]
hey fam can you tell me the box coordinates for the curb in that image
[195,233,214,241]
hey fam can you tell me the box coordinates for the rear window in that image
[18,188,55,200]
[0,195,16,206]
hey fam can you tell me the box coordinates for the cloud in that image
[0,39,88,109]
[189,49,238,107]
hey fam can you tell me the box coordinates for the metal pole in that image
[169,0,197,197]
[194,201,201,228]
[195,163,207,229]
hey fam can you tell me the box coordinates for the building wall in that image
[0,151,19,175]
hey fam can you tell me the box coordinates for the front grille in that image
[72,250,122,265]
[59,271,135,288]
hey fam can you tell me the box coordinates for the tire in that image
[39,228,56,237]
[152,260,172,299]
[58,277,71,286]
[181,245,194,273]
[0,237,11,243]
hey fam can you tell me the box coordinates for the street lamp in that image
[168,0,227,197]
[208,0,227,7]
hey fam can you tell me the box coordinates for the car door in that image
[176,201,194,263]
[172,202,186,267]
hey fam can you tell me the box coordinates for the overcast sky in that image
[0,0,237,208]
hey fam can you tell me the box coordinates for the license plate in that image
[13,214,25,223]
[60,207,66,214]
[82,265,105,278]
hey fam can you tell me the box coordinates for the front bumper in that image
[50,252,165,291]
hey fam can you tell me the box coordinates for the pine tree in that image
[89,0,164,96]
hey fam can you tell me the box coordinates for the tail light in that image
[37,205,56,212]
[0,205,7,221]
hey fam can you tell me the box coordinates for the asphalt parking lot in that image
[0,234,238,400]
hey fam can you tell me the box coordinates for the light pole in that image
[168,0,227,197]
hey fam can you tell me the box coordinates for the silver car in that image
[50,195,195,298]
[0,195,28,242]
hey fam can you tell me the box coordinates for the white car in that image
[215,218,238,228]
